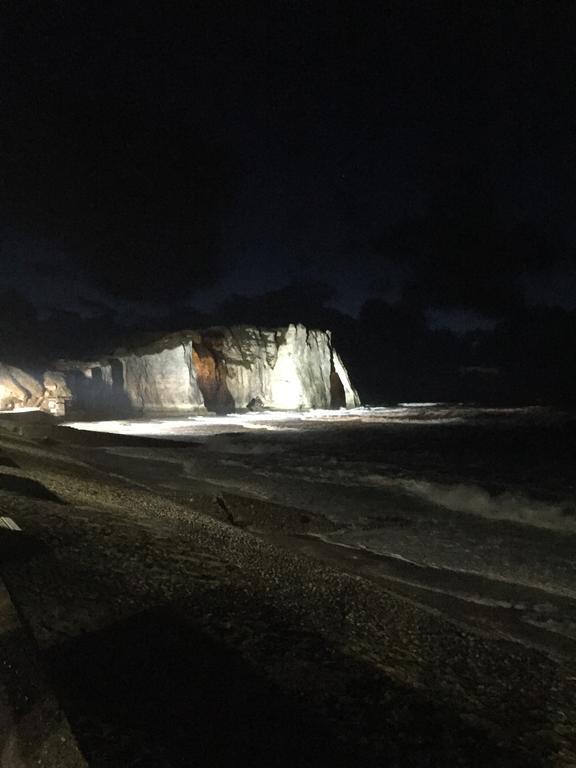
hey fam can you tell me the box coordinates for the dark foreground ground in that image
[0,411,574,766]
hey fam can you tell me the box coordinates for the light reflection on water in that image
[61,404,525,438]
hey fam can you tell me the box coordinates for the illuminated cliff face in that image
[54,324,360,415]
[0,365,44,410]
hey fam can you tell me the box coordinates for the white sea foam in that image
[60,404,493,437]
[352,475,576,533]
[0,406,42,414]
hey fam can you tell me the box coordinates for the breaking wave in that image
[360,474,576,532]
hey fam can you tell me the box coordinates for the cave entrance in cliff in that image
[192,337,235,414]
[330,370,346,409]
[67,370,92,413]
[110,360,124,392]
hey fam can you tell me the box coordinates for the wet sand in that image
[0,412,574,765]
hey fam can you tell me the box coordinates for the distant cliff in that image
[52,324,360,416]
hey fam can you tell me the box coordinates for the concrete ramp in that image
[0,577,86,767]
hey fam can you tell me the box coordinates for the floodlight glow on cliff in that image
[0,384,40,411]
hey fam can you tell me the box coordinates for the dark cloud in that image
[1,2,576,317]
[374,174,552,315]
[0,2,228,304]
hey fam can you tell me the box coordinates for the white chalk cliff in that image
[0,364,44,410]
[55,324,360,415]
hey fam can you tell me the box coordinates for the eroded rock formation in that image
[0,364,44,410]
[23,324,360,416]
[42,371,72,416]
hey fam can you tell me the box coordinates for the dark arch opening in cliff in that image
[192,335,235,414]
[106,360,133,416]
[330,370,346,409]
[111,360,125,392]
[66,370,90,413]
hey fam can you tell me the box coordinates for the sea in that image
[63,404,576,657]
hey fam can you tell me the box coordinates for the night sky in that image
[2,2,576,331]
